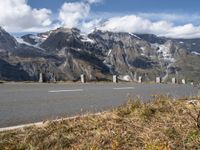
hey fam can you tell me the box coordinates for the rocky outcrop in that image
[0,58,30,81]
[0,27,18,51]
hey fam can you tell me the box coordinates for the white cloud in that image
[0,0,103,33]
[59,2,90,28]
[138,13,200,24]
[82,19,101,32]
[163,24,200,39]
[84,0,103,4]
[99,15,200,39]
[99,15,170,34]
[58,0,103,31]
[0,0,52,32]
[1,0,200,39]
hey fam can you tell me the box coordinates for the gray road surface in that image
[0,82,198,128]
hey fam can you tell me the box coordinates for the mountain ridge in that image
[0,26,200,83]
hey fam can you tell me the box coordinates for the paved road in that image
[0,83,198,128]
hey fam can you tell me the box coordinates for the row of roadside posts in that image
[80,75,190,84]
[38,73,192,85]
[38,72,56,83]
[39,73,87,83]
[156,77,187,84]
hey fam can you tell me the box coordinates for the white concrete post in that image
[191,82,194,86]
[182,79,186,84]
[52,74,56,83]
[133,72,137,82]
[113,75,118,83]
[81,74,86,83]
[39,73,43,83]
[172,77,176,84]
[138,76,142,83]
[156,77,161,83]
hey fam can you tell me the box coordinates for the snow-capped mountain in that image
[0,26,200,83]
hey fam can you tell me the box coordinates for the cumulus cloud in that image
[60,6,200,39]
[58,0,103,31]
[0,0,102,33]
[82,19,101,32]
[1,0,200,39]
[59,2,90,28]
[99,15,200,39]
[164,24,200,38]
[138,13,200,25]
[0,0,52,32]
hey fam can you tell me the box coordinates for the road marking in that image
[48,89,83,93]
[0,112,103,132]
[113,87,135,90]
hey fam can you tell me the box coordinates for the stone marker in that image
[172,77,176,84]
[52,74,56,83]
[156,77,161,83]
[138,76,142,83]
[133,72,137,82]
[182,79,186,84]
[39,73,43,83]
[113,75,118,83]
[81,74,86,83]
[191,82,194,86]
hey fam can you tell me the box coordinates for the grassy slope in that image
[0,96,200,150]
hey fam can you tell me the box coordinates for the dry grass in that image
[0,96,200,150]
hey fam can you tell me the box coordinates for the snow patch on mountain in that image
[29,35,47,45]
[129,33,142,40]
[15,37,45,51]
[179,41,184,44]
[151,43,175,62]
[15,37,30,45]
[191,51,200,56]
[81,37,95,43]
[80,33,95,43]
[107,49,112,56]
[140,47,146,56]
[140,47,145,51]
[118,75,132,81]
[151,43,176,82]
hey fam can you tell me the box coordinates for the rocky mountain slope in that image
[0,26,200,83]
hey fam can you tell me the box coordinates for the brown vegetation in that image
[0,96,200,150]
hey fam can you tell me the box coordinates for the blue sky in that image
[28,0,200,14]
[1,0,200,38]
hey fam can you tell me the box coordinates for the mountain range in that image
[0,26,200,83]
